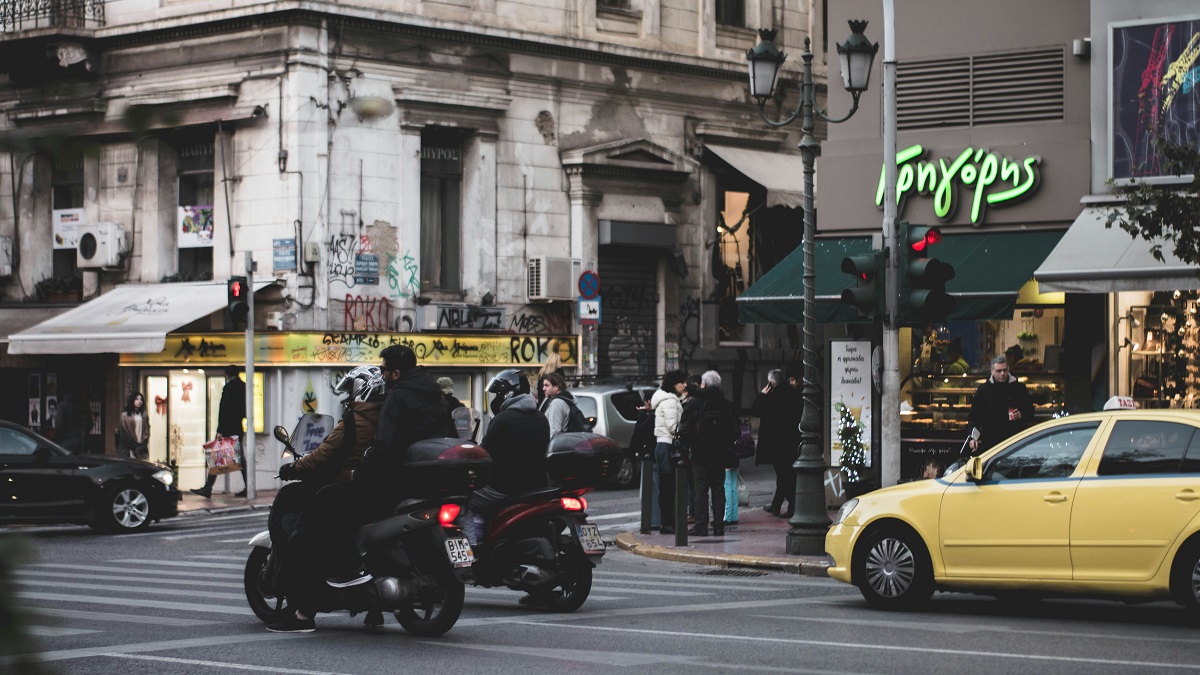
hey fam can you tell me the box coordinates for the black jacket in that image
[681,387,738,467]
[751,386,801,466]
[216,376,246,437]
[479,393,549,496]
[968,377,1034,453]
[357,366,454,488]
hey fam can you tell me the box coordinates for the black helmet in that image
[487,368,529,411]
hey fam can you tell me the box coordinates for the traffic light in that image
[899,221,955,324]
[840,250,885,320]
[227,276,249,327]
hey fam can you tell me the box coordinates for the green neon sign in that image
[875,144,1041,224]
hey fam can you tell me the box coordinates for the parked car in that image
[825,406,1200,620]
[0,421,181,533]
[569,383,657,489]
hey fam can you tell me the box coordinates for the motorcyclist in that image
[468,369,550,529]
[265,366,384,634]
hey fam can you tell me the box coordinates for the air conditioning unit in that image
[0,236,11,277]
[76,223,126,269]
[527,256,580,301]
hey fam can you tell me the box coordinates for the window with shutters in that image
[420,127,463,292]
[897,48,1065,131]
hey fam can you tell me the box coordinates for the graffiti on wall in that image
[385,251,421,300]
[507,304,574,335]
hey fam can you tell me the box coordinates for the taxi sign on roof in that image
[1103,396,1136,411]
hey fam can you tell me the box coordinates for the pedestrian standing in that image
[967,356,1034,455]
[752,369,800,518]
[117,392,150,460]
[191,365,247,498]
[685,370,738,537]
[535,350,563,407]
[650,370,687,535]
[437,377,465,411]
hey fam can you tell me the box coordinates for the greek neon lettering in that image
[876,144,1041,224]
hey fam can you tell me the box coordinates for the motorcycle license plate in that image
[577,523,605,554]
[444,537,475,568]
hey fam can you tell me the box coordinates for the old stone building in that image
[0,0,824,487]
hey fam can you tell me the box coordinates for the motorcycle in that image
[242,416,486,636]
[466,432,618,612]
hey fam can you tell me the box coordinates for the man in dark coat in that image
[751,369,801,517]
[968,356,1035,454]
[192,365,247,497]
[683,371,737,537]
[469,369,550,517]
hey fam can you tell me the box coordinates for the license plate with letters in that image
[577,523,605,554]
[444,537,475,568]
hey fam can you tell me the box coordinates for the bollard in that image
[674,464,688,547]
[639,455,654,534]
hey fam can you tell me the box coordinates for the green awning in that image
[738,230,1066,324]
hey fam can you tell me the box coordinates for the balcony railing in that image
[1,0,105,33]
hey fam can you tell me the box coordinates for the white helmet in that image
[336,366,386,403]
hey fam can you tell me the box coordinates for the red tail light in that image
[560,496,587,511]
[438,504,461,525]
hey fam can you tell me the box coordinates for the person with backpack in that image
[650,370,687,535]
[682,370,739,537]
[538,372,587,438]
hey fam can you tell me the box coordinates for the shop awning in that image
[1034,207,1200,293]
[705,144,808,209]
[738,230,1066,324]
[7,280,274,355]
[0,306,74,344]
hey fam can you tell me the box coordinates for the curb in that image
[614,533,832,577]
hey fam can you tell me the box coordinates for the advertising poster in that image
[829,340,872,468]
[52,208,84,249]
[1111,18,1200,181]
[178,205,215,248]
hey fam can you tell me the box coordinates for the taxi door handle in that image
[1176,490,1200,502]
[1043,493,1068,503]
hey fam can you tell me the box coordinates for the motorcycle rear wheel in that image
[244,547,292,624]
[528,549,592,613]
[393,566,465,637]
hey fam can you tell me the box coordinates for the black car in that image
[0,421,181,533]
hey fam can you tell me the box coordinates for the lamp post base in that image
[785,528,828,556]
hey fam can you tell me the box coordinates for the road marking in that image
[26,625,99,637]
[464,587,626,602]
[193,554,251,561]
[417,640,697,667]
[16,570,242,589]
[100,653,355,674]
[109,558,243,569]
[596,570,826,587]
[161,525,268,541]
[29,563,240,579]
[15,580,247,601]
[456,596,841,627]
[16,591,254,616]
[1,632,322,665]
[17,607,220,626]
[513,622,1200,671]
[585,511,641,521]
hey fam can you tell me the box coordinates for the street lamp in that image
[746,22,878,555]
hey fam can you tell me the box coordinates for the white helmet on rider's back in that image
[336,366,386,403]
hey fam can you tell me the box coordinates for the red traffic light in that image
[229,280,244,297]
[909,226,942,252]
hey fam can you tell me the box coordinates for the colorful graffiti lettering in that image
[342,295,393,331]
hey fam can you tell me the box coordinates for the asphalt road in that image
[4,469,1200,674]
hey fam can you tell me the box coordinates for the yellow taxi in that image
[826,402,1200,620]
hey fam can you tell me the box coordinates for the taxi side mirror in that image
[966,456,984,482]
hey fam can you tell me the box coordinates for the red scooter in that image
[467,432,619,612]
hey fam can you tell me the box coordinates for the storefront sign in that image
[876,144,1041,224]
[52,208,84,249]
[829,340,873,469]
[120,332,579,368]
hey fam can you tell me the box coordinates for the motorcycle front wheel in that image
[394,564,465,637]
[528,548,593,613]
[244,547,292,624]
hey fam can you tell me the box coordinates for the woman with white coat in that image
[650,370,687,535]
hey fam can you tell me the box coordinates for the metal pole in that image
[880,0,901,487]
[244,252,256,500]
[787,41,830,555]
[674,465,688,547]
[639,455,654,534]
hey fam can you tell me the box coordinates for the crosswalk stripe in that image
[26,625,100,637]
[161,526,268,541]
[17,607,221,626]
[596,570,819,588]
[586,511,641,521]
[16,591,254,616]
[15,570,242,589]
[109,559,244,570]
[30,563,240,580]
[15,580,247,601]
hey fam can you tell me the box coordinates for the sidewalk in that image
[177,488,276,517]
[614,503,834,577]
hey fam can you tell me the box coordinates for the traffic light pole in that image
[881,1,901,488]
[244,252,256,500]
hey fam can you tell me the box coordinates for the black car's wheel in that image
[95,485,152,532]
[855,527,933,611]
[527,549,593,613]
[244,547,291,624]
[608,455,638,489]
[394,565,465,637]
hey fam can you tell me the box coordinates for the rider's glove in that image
[278,462,300,481]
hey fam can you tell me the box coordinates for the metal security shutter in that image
[598,246,659,382]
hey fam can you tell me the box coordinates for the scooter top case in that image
[402,438,492,498]
[546,432,624,488]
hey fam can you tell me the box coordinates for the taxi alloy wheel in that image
[1171,540,1200,623]
[855,527,933,611]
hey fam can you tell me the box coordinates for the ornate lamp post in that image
[747,23,878,555]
